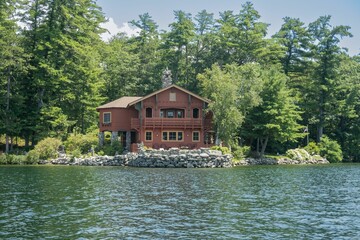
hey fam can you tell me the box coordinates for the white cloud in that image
[100,18,139,41]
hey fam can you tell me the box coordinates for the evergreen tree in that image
[0,0,26,152]
[307,15,352,142]
[163,10,195,89]
[242,66,304,157]
[130,13,163,94]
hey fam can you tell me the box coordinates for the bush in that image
[65,133,98,155]
[99,141,123,156]
[304,142,320,155]
[231,144,251,159]
[0,154,6,164]
[26,150,40,164]
[210,146,231,155]
[0,154,27,164]
[319,136,343,163]
[286,148,311,161]
[33,137,62,160]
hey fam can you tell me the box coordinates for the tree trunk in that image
[260,136,269,158]
[25,135,29,149]
[5,135,9,153]
[215,126,220,145]
[5,68,11,153]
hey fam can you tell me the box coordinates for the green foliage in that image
[242,65,305,157]
[26,150,40,164]
[231,145,251,159]
[32,137,62,160]
[286,148,311,161]
[99,141,123,156]
[304,142,320,155]
[199,63,265,149]
[0,154,27,165]
[64,133,98,155]
[210,146,231,155]
[319,136,343,163]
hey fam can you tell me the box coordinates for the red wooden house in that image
[96,85,215,151]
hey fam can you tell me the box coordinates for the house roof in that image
[96,96,142,110]
[128,84,210,106]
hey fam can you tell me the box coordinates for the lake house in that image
[96,84,215,152]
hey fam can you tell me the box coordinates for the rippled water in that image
[1,164,360,239]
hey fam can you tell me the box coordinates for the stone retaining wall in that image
[49,148,233,168]
[47,148,329,167]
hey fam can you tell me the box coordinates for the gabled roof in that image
[128,84,210,106]
[96,96,142,110]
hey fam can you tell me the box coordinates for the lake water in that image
[1,164,359,239]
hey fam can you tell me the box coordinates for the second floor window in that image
[193,108,199,118]
[103,112,111,123]
[160,109,184,118]
[146,107,152,118]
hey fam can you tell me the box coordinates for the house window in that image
[169,132,177,141]
[169,92,176,101]
[103,112,111,123]
[177,110,184,118]
[162,132,168,141]
[162,131,184,142]
[145,131,152,141]
[193,108,199,118]
[146,107,152,118]
[178,132,183,141]
[193,131,200,142]
[161,109,184,118]
[167,110,174,118]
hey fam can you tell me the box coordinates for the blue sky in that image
[97,0,359,56]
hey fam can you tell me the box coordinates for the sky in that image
[96,0,360,56]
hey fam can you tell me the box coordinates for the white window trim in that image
[103,112,111,124]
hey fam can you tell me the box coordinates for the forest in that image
[1,0,359,161]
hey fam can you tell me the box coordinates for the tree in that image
[0,0,25,152]
[101,34,140,101]
[327,56,360,161]
[307,15,352,142]
[19,0,106,142]
[163,10,195,89]
[242,66,304,157]
[198,64,243,146]
[130,13,163,95]
[198,63,263,146]
[273,17,311,76]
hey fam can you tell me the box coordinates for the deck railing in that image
[131,118,212,129]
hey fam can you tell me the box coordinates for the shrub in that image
[0,154,27,164]
[304,141,320,155]
[33,137,62,160]
[65,133,98,155]
[231,144,251,159]
[26,150,40,164]
[210,146,231,155]
[0,154,6,164]
[319,136,343,163]
[286,148,311,161]
[100,141,123,156]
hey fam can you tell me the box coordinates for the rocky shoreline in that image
[43,147,329,167]
[234,156,329,166]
